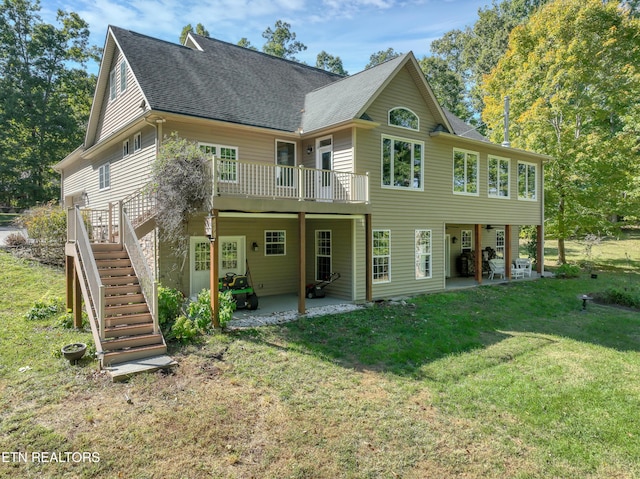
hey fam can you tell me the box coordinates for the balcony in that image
[212,159,370,213]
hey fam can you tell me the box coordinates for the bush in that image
[186,289,213,331]
[171,315,199,344]
[555,263,581,278]
[158,285,184,333]
[593,287,640,309]
[16,202,66,265]
[4,232,27,247]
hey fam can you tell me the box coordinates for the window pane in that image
[454,151,466,192]
[527,165,536,199]
[499,160,509,197]
[488,158,498,195]
[394,140,411,187]
[382,138,392,186]
[466,154,478,193]
[389,108,418,130]
[413,143,422,188]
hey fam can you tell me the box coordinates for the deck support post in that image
[65,255,74,310]
[474,224,482,284]
[365,214,372,302]
[505,225,513,280]
[73,264,83,329]
[210,210,220,329]
[537,224,544,275]
[298,212,306,314]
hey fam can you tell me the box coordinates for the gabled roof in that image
[442,108,488,142]
[111,26,343,132]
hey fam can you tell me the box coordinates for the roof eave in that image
[429,131,552,162]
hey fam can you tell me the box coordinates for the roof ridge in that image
[109,25,193,51]
[189,32,345,79]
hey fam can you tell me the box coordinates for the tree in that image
[419,56,471,121]
[261,20,306,60]
[430,0,550,122]
[237,37,257,50]
[482,0,640,263]
[180,23,209,44]
[316,51,347,75]
[0,0,97,208]
[365,48,402,69]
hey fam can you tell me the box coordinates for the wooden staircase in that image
[92,243,168,370]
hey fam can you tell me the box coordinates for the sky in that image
[40,0,492,74]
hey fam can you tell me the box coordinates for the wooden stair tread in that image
[102,333,163,351]
[105,313,153,326]
[104,322,154,338]
[102,344,168,367]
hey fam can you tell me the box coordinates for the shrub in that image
[186,289,237,330]
[171,315,199,344]
[57,311,89,329]
[16,202,66,265]
[555,263,581,278]
[593,287,640,309]
[4,232,27,248]
[158,285,184,333]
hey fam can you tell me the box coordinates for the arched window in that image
[388,107,419,131]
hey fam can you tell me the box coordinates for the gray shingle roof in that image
[302,54,409,133]
[442,107,489,141]
[111,26,343,132]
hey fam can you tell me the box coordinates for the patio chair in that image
[514,258,533,278]
[488,259,505,280]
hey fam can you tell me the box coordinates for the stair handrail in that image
[70,206,106,340]
[121,203,159,334]
[122,185,157,230]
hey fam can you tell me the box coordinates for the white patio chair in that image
[514,258,533,278]
[488,259,505,280]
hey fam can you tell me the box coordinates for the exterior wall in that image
[95,50,146,144]
[354,63,544,299]
[62,126,156,210]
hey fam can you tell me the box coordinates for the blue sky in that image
[41,0,491,74]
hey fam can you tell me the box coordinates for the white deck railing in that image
[122,187,157,231]
[213,159,369,203]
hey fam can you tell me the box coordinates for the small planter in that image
[61,343,87,364]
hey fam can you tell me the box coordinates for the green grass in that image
[1,247,640,478]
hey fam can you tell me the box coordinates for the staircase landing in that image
[103,354,177,382]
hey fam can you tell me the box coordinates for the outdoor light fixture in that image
[306,145,313,155]
[452,236,458,244]
[252,242,259,252]
[204,213,216,241]
[486,224,494,230]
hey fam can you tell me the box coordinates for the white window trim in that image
[134,132,141,152]
[264,230,286,256]
[199,142,239,183]
[415,229,432,280]
[518,161,538,201]
[122,139,130,158]
[381,135,424,191]
[99,163,110,191]
[372,229,391,284]
[488,155,510,199]
[119,61,127,93]
[388,107,419,131]
[109,69,117,101]
[315,230,332,281]
[453,148,480,196]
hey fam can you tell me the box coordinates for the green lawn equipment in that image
[306,272,341,298]
[219,272,259,310]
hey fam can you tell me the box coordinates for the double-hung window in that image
[122,139,129,157]
[372,230,391,283]
[99,163,110,190]
[109,69,117,101]
[382,136,423,190]
[518,161,537,200]
[200,143,238,182]
[488,155,510,198]
[265,230,286,256]
[134,132,141,152]
[415,230,432,279]
[453,149,479,195]
[119,61,127,93]
[496,229,505,259]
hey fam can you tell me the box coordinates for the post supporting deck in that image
[210,210,220,329]
[474,224,482,284]
[73,264,83,328]
[537,224,544,274]
[298,212,306,314]
[65,255,74,310]
[505,225,512,280]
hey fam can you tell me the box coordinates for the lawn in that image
[0,239,639,478]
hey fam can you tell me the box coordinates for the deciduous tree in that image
[482,0,640,262]
[0,0,97,208]
[316,51,347,75]
[261,20,306,60]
